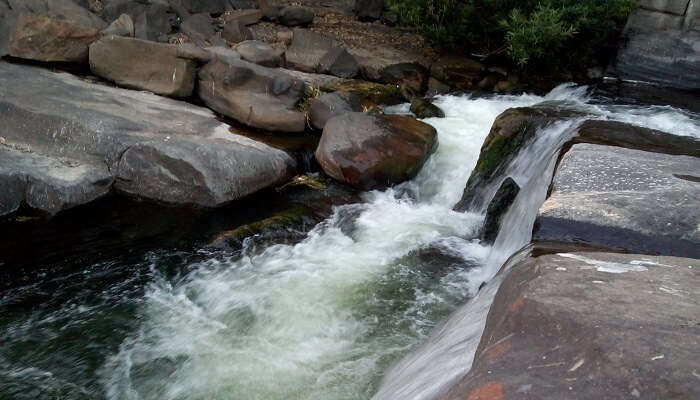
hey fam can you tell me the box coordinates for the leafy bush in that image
[386,0,636,70]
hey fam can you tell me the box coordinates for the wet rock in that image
[235,40,281,67]
[0,61,295,215]
[445,252,700,400]
[379,62,427,95]
[309,91,363,130]
[410,98,444,119]
[278,6,314,27]
[430,55,484,91]
[222,19,253,43]
[454,106,582,212]
[197,58,307,132]
[5,13,100,63]
[89,35,197,97]
[285,29,337,72]
[426,77,450,96]
[355,0,383,21]
[315,112,437,189]
[534,143,700,258]
[223,9,262,26]
[481,177,519,244]
[101,13,134,37]
[477,72,505,91]
[318,46,360,79]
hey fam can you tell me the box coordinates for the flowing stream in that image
[1,85,698,400]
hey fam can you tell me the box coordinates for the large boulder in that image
[6,0,106,28]
[101,13,134,37]
[349,46,430,93]
[430,55,485,91]
[445,251,700,400]
[235,40,281,67]
[278,6,314,27]
[318,46,360,78]
[197,58,307,132]
[0,61,295,215]
[222,8,262,26]
[308,91,363,130]
[534,143,700,259]
[5,12,100,63]
[285,29,337,72]
[180,12,223,46]
[89,35,198,97]
[222,19,253,43]
[315,112,437,189]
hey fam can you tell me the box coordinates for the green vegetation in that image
[386,0,636,70]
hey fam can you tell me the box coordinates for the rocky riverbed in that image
[1,1,699,400]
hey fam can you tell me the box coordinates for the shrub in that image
[386,0,636,71]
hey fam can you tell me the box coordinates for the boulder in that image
[430,55,485,91]
[278,6,314,27]
[279,68,348,91]
[355,0,383,21]
[308,91,363,130]
[328,79,405,105]
[170,0,231,14]
[445,252,700,400]
[89,35,197,97]
[258,0,280,21]
[0,61,295,215]
[101,1,174,41]
[235,40,281,67]
[285,29,337,72]
[318,46,360,78]
[481,177,519,244]
[222,19,253,43]
[198,58,307,132]
[6,12,100,63]
[315,112,437,189]
[534,143,700,259]
[410,97,444,118]
[7,0,106,29]
[101,13,134,37]
[206,45,241,63]
[223,8,262,25]
[426,77,450,96]
[349,46,429,92]
[180,12,221,46]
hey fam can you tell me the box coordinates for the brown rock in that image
[430,55,484,91]
[8,13,100,63]
[316,112,437,189]
[223,9,262,25]
[89,35,197,97]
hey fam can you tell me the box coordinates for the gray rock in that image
[278,6,314,27]
[222,19,253,43]
[235,40,281,67]
[180,12,220,46]
[316,112,437,189]
[349,46,430,91]
[0,61,295,214]
[206,45,241,63]
[198,58,307,132]
[285,29,337,72]
[481,177,519,244]
[5,12,100,63]
[101,1,174,41]
[639,0,691,15]
[223,8,261,25]
[258,0,280,21]
[277,68,348,91]
[309,91,363,130]
[355,0,383,21]
[101,13,134,37]
[89,35,197,98]
[318,46,359,78]
[534,143,700,258]
[446,251,700,400]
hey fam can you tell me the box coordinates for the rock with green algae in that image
[209,205,313,245]
[327,79,405,106]
[410,97,445,119]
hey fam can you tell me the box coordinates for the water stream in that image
[1,85,697,400]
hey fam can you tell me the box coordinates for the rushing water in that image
[1,85,698,400]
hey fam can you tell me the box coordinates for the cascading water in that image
[1,84,697,400]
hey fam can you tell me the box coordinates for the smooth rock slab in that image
[89,35,197,98]
[534,143,700,258]
[444,252,700,400]
[0,61,295,214]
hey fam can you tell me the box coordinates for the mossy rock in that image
[210,205,313,245]
[410,97,445,118]
[328,79,405,106]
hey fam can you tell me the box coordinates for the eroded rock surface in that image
[444,252,700,400]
